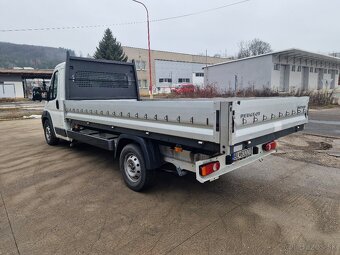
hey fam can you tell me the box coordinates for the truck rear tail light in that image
[263,141,277,151]
[200,161,220,176]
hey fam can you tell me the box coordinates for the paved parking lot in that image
[0,119,339,255]
[305,107,340,138]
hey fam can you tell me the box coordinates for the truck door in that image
[45,70,65,137]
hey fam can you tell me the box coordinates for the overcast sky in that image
[1,0,339,57]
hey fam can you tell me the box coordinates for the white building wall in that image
[323,72,332,89]
[0,82,24,98]
[309,72,318,90]
[14,82,24,97]
[271,67,280,91]
[192,72,204,86]
[204,51,340,93]
[271,55,340,91]
[155,60,206,93]
[204,55,273,91]
[288,69,302,91]
[271,56,302,91]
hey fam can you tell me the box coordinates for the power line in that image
[0,0,250,33]
[152,0,250,22]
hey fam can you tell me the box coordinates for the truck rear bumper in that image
[195,147,274,183]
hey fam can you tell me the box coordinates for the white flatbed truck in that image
[42,55,309,191]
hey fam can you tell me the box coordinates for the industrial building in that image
[123,46,227,94]
[0,69,52,98]
[204,49,340,92]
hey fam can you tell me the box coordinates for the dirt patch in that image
[276,133,340,168]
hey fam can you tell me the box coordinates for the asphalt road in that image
[0,119,339,255]
[305,108,340,137]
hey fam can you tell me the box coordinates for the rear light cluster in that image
[263,141,277,151]
[199,161,220,176]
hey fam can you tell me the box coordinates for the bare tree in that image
[237,38,272,59]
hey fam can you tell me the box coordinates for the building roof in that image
[0,68,53,79]
[204,48,340,68]
[123,46,228,61]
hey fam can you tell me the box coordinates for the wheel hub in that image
[124,154,141,183]
[45,126,51,141]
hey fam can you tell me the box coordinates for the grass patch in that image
[0,98,30,103]
[0,108,42,120]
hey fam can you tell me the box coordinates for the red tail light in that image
[199,161,220,176]
[263,141,277,151]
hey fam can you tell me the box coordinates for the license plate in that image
[232,148,252,161]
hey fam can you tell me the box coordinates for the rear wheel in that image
[119,144,154,191]
[43,119,59,145]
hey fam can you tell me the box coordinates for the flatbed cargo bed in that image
[64,96,308,154]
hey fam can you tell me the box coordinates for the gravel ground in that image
[276,134,340,169]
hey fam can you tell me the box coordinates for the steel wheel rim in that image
[124,153,141,183]
[45,125,51,142]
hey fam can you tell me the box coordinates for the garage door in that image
[0,84,16,98]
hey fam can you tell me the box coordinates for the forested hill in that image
[0,41,75,69]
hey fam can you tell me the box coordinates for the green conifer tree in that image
[94,28,128,62]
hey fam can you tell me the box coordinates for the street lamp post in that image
[132,0,153,99]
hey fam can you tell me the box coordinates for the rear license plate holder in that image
[232,148,253,161]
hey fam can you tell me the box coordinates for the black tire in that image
[119,144,154,191]
[43,119,59,145]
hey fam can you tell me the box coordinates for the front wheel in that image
[119,144,154,191]
[43,119,59,145]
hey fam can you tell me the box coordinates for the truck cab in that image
[43,62,69,142]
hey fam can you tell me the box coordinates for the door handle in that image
[56,100,59,109]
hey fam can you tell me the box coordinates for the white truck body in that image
[42,55,309,190]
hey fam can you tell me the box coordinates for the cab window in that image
[50,71,59,100]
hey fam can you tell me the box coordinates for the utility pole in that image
[132,0,153,99]
[234,75,238,96]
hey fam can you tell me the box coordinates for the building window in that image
[291,65,296,72]
[328,69,331,74]
[324,69,327,74]
[314,68,318,73]
[195,72,204,77]
[297,66,301,72]
[159,78,172,83]
[142,80,148,88]
[336,70,339,75]
[178,78,190,83]
[138,79,141,87]
[274,64,280,71]
[310,67,313,73]
[135,60,146,70]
